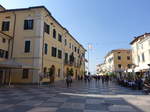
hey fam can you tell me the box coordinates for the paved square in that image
[0,80,150,112]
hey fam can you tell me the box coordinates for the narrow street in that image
[0,80,149,112]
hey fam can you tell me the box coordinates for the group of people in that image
[117,74,150,93]
[92,75,111,84]
[117,77,143,90]
[84,75,111,84]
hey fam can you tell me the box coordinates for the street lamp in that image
[87,43,92,76]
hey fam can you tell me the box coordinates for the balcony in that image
[64,60,74,66]
[64,60,69,65]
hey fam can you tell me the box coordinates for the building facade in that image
[130,33,150,72]
[96,63,107,75]
[0,5,86,84]
[104,49,132,73]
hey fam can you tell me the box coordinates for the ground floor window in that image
[22,69,29,79]
[58,69,61,77]
[0,70,3,84]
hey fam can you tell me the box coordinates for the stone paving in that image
[0,80,150,112]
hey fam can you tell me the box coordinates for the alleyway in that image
[0,80,149,112]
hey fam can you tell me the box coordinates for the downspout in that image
[41,21,45,72]
[8,12,16,86]
[10,12,16,58]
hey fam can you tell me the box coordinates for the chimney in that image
[0,5,6,11]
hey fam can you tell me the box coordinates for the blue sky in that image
[1,0,150,73]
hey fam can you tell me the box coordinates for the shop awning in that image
[134,65,149,72]
[127,69,133,73]
[0,59,39,69]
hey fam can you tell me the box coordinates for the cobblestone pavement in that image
[0,80,150,112]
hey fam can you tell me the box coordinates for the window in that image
[65,39,67,45]
[5,51,8,59]
[118,56,121,60]
[127,56,130,60]
[43,67,47,74]
[65,53,68,62]
[141,44,143,49]
[58,34,62,42]
[44,43,48,55]
[51,47,57,57]
[0,49,8,58]
[127,64,131,69]
[58,69,61,77]
[138,55,140,62]
[2,21,10,31]
[44,23,50,34]
[142,53,145,62]
[22,69,29,79]
[2,38,6,43]
[69,43,71,48]
[53,29,56,38]
[149,40,150,46]
[77,48,80,54]
[24,40,31,53]
[58,49,62,59]
[75,47,77,52]
[0,49,4,58]
[24,20,34,30]
[118,64,121,68]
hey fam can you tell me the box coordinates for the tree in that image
[48,66,55,83]
[67,68,74,76]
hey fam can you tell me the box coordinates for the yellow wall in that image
[113,50,132,70]
[105,50,132,72]
[0,6,86,84]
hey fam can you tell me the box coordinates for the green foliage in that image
[67,68,74,76]
[48,67,54,76]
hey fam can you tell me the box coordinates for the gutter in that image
[10,12,16,59]
[41,21,45,72]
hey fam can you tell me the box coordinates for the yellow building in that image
[0,31,13,84]
[104,49,132,73]
[0,5,86,84]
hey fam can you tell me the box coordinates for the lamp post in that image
[87,43,92,76]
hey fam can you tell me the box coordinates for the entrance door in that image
[0,70,3,85]
[75,70,78,80]
[49,65,55,83]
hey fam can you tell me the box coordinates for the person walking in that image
[66,75,72,88]
[102,75,105,84]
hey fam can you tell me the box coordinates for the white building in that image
[96,63,107,75]
[130,33,150,72]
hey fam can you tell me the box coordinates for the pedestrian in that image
[102,76,105,84]
[84,75,87,83]
[81,76,83,81]
[66,75,72,88]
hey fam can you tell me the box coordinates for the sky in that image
[1,0,150,74]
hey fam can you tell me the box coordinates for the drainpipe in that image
[7,12,16,86]
[10,12,16,58]
[41,21,45,73]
